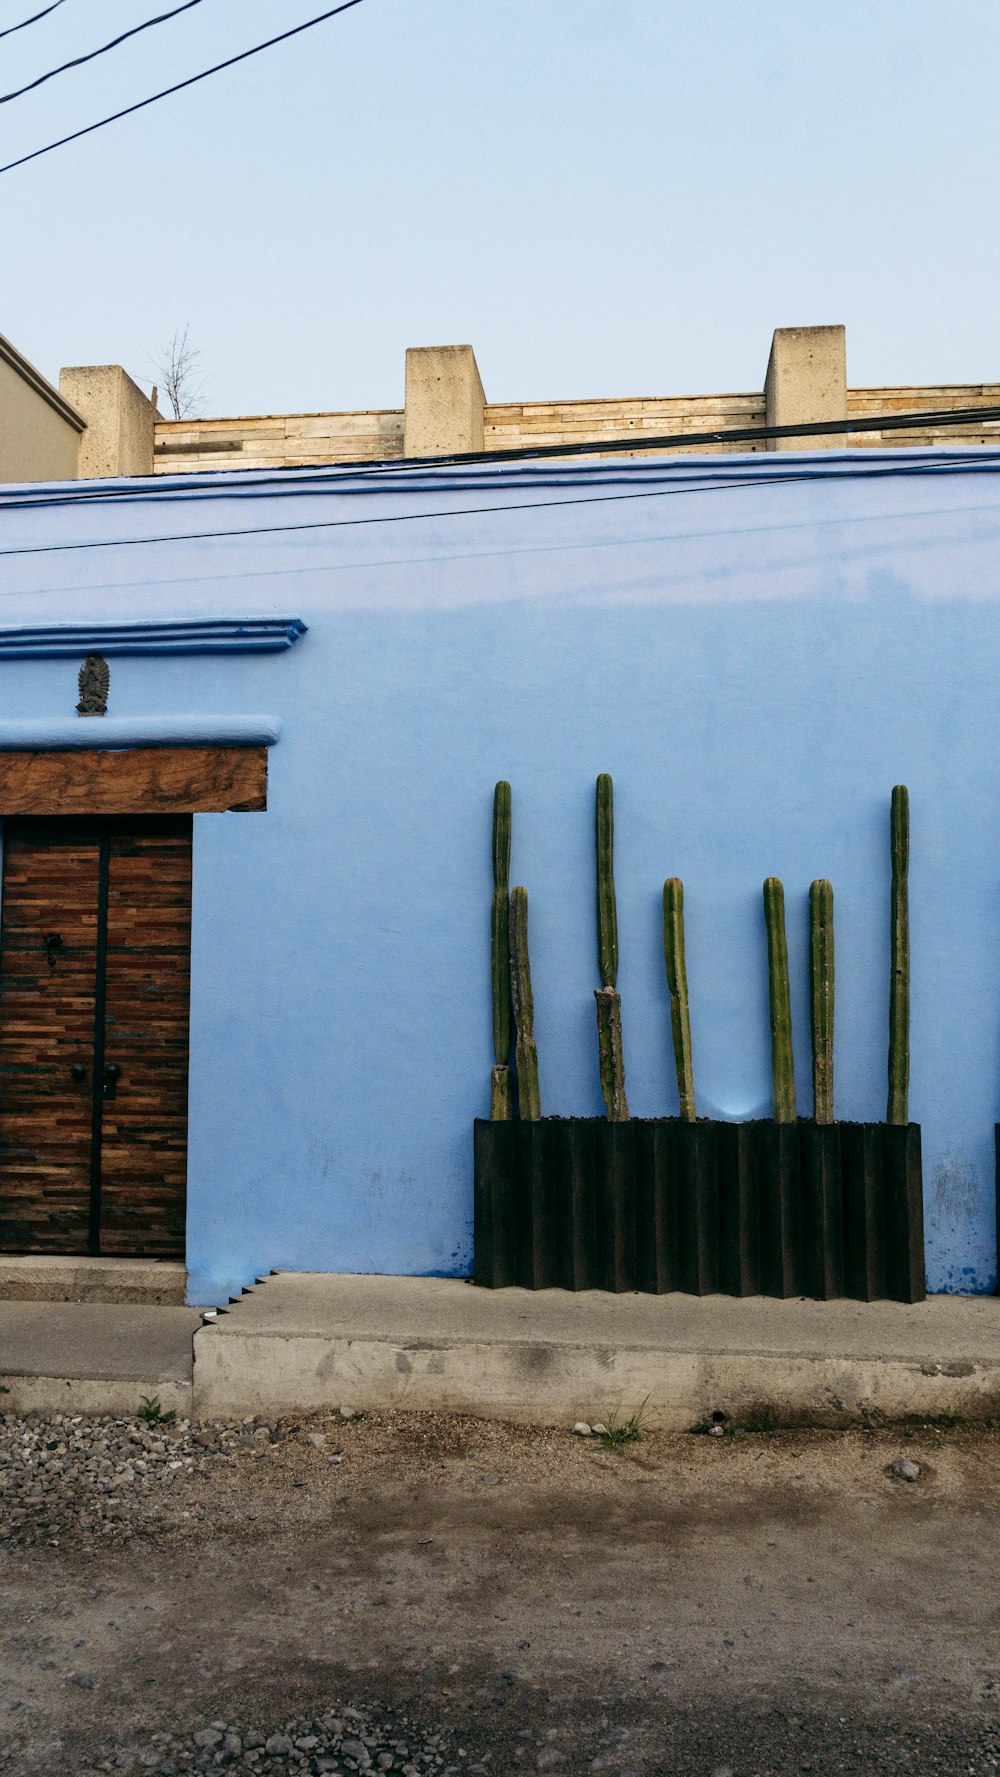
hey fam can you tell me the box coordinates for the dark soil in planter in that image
[473,1116,924,1303]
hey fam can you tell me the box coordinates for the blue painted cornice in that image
[0,716,281,750]
[0,617,307,658]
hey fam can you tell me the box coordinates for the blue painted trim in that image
[0,716,281,750]
[0,618,307,659]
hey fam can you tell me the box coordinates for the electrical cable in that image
[1,450,999,561]
[0,0,68,43]
[0,0,366,175]
[352,404,1000,474]
[1,403,999,515]
[0,0,207,107]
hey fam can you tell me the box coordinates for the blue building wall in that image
[0,450,998,1303]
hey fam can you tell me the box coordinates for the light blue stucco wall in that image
[0,450,999,1302]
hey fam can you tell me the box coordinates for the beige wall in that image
[846,384,1000,447]
[0,334,82,483]
[484,390,766,456]
[154,407,404,475]
[0,323,992,484]
[153,382,1000,475]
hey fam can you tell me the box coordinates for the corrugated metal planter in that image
[473,1118,924,1303]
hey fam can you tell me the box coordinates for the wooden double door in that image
[0,817,193,1256]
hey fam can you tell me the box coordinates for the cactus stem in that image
[491,886,510,1068]
[490,1064,513,1121]
[489,782,513,1115]
[595,987,629,1121]
[509,885,541,1121]
[809,879,835,1124]
[888,784,910,1126]
[764,877,796,1124]
[493,780,511,891]
[594,774,629,1120]
[662,878,696,1122]
[595,774,618,991]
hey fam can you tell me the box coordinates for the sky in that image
[1,0,998,419]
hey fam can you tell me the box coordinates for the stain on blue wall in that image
[1,451,999,1301]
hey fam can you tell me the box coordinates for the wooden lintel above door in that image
[0,746,266,816]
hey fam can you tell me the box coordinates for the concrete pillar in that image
[58,364,156,478]
[403,344,485,458]
[764,326,847,450]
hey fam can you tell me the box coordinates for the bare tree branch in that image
[151,325,208,419]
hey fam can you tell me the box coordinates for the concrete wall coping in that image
[0,714,281,750]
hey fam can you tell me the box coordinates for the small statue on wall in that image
[76,654,109,717]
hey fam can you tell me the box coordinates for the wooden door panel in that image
[0,816,193,1258]
[0,825,100,1252]
[99,823,191,1256]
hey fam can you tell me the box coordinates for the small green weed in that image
[598,1397,650,1449]
[137,1395,176,1427]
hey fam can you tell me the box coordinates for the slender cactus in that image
[764,877,796,1123]
[594,774,628,1119]
[595,988,629,1121]
[663,878,696,1121]
[489,782,513,1119]
[492,779,511,896]
[490,877,510,1061]
[595,774,618,990]
[809,879,834,1124]
[509,886,541,1121]
[888,784,910,1126]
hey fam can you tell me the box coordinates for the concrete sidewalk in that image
[0,1301,201,1415]
[193,1273,1000,1426]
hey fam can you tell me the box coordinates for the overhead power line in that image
[0,0,207,107]
[0,0,366,176]
[0,401,999,515]
[0,451,998,561]
[388,402,1000,472]
[0,0,68,42]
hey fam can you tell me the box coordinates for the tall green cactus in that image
[888,784,910,1126]
[764,877,796,1123]
[595,773,618,990]
[662,878,696,1122]
[509,885,541,1121]
[809,879,834,1124]
[594,774,629,1120]
[490,782,513,1119]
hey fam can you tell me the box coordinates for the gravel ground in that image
[0,1406,366,1548]
[2,1406,1000,1775]
[114,1703,463,1777]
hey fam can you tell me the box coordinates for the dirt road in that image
[1,1408,998,1774]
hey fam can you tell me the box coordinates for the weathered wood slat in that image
[0,824,100,1251]
[0,746,266,815]
[99,823,191,1257]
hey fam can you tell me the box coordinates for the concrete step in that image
[0,1301,199,1416]
[0,1256,187,1306]
[193,1272,1000,1428]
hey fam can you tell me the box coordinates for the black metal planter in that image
[473,1117,925,1303]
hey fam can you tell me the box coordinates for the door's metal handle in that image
[70,1062,87,1082]
[103,1062,121,1099]
[44,932,64,967]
